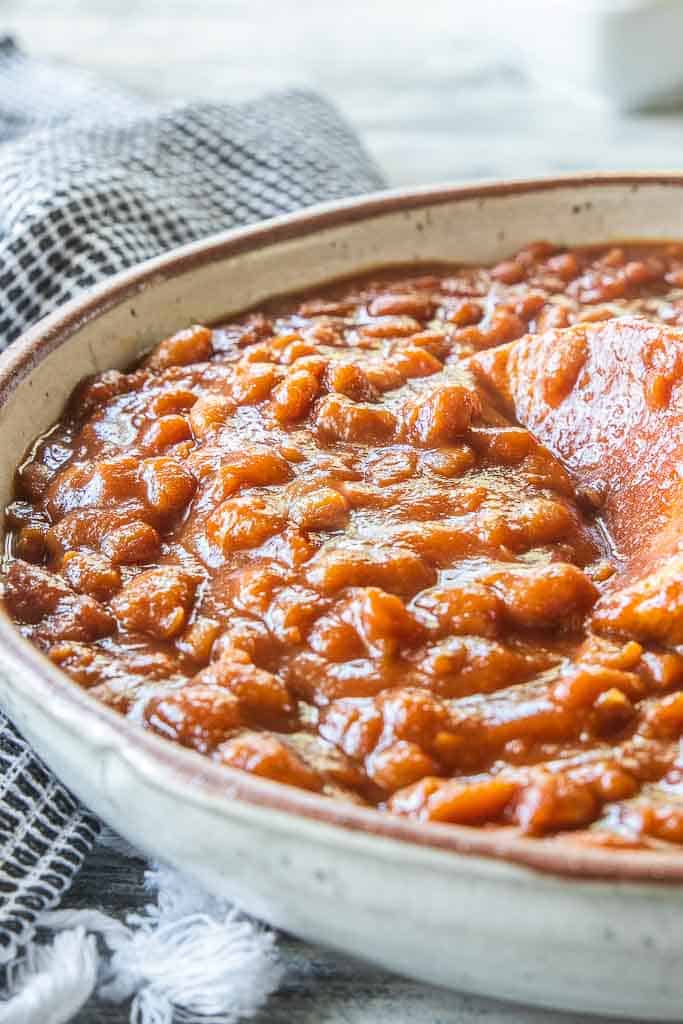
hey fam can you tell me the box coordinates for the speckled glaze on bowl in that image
[0,175,682,1019]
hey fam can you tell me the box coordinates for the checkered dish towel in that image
[0,34,383,1013]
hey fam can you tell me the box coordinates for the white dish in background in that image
[1,176,683,1019]
[492,0,683,110]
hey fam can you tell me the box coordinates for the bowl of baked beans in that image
[0,174,681,1017]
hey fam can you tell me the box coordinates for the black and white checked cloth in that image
[0,36,384,962]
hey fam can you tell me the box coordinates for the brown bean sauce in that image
[3,240,683,847]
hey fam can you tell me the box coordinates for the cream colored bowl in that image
[1,175,682,1019]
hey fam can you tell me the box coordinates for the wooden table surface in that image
[1,2,679,1020]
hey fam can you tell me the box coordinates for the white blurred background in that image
[2,0,683,184]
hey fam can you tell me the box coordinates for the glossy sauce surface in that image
[3,241,683,848]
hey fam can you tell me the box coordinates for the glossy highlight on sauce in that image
[3,240,683,848]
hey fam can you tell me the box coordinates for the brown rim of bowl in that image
[2,171,683,885]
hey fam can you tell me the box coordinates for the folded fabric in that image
[0,34,383,969]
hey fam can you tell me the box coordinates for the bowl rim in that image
[3,170,683,884]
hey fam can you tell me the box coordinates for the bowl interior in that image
[1,175,683,883]
[1,176,681,500]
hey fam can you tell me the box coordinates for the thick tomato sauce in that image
[3,241,683,846]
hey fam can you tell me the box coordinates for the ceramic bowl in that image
[1,175,682,1019]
